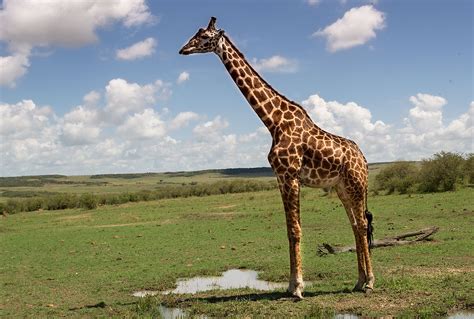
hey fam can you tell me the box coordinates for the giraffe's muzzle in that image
[179,47,192,55]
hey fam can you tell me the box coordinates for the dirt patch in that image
[57,213,92,222]
[386,266,474,278]
[217,204,237,209]
[181,211,244,220]
[92,221,158,228]
[318,293,413,316]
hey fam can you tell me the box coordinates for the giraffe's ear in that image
[207,16,217,30]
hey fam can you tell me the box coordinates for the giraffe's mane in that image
[223,35,312,121]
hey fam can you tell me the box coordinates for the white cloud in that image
[313,5,385,52]
[251,55,298,73]
[302,93,473,162]
[394,95,473,159]
[83,90,101,106]
[116,37,157,60]
[60,105,102,146]
[60,122,101,146]
[405,93,447,132]
[104,78,171,123]
[177,71,190,84]
[1,85,472,176]
[0,0,155,49]
[306,0,321,6]
[63,105,100,125]
[193,116,229,139]
[0,100,53,138]
[0,52,30,87]
[0,100,59,173]
[117,108,167,139]
[302,94,391,158]
[441,102,473,140]
[169,112,200,130]
[0,0,155,86]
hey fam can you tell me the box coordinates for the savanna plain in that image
[1,165,473,318]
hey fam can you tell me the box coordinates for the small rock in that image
[220,245,226,249]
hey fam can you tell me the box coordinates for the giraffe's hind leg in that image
[336,185,375,292]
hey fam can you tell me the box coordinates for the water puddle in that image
[132,290,159,297]
[157,305,189,319]
[133,269,286,297]
[132,269,285,319]
[132,269,474,319]
[448,312,474,319]
[164,268,286,294]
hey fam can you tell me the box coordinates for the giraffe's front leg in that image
[279,177,304,299]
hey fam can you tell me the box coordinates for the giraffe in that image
[179,17,374,299]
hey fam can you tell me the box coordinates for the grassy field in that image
[0,168,276,203]
[0,164,389,204]
[1,178,473,318]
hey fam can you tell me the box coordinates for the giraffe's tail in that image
[365,209,374,250]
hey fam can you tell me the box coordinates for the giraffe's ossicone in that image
[180,17,375,299]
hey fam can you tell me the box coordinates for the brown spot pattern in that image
[182,27,375,296]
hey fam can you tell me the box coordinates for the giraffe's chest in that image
[299,165,340,188]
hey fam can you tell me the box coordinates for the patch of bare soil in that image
[181,211,244,220]
[386,266,474,278]
[216,204,237,209]
[92,221,158,228]
[57,213,92,222]
[311,291,428,317]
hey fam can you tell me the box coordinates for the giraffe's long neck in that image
[215,35,288,133]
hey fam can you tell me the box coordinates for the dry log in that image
[317,226,439,256]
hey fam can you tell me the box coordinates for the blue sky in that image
[0,0,472,176]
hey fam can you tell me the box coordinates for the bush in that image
[24,198,44,212]
[463,153,474,184]
[44,194,78,210]
[0,179,278,214]
[418,151,464,192]
[3,199,23,214]
[78,193,98,210]
[375,161,419,194]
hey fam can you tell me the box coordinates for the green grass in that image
[0,169,277,204]
[0,164,388,203]
[1,186,473,318]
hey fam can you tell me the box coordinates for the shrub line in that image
[0,180,277,215]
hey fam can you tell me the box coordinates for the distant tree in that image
[463,153,474,184]
[418,151,464,192]
[375,161,419,194]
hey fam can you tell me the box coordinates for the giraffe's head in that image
[179,17,224,55]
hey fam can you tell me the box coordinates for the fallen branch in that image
[317,226,439,256]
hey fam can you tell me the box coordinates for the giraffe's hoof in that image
[287,288,304,300]
[352,284,366,293]
[365,287,374,294]
[287,280,304,300]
